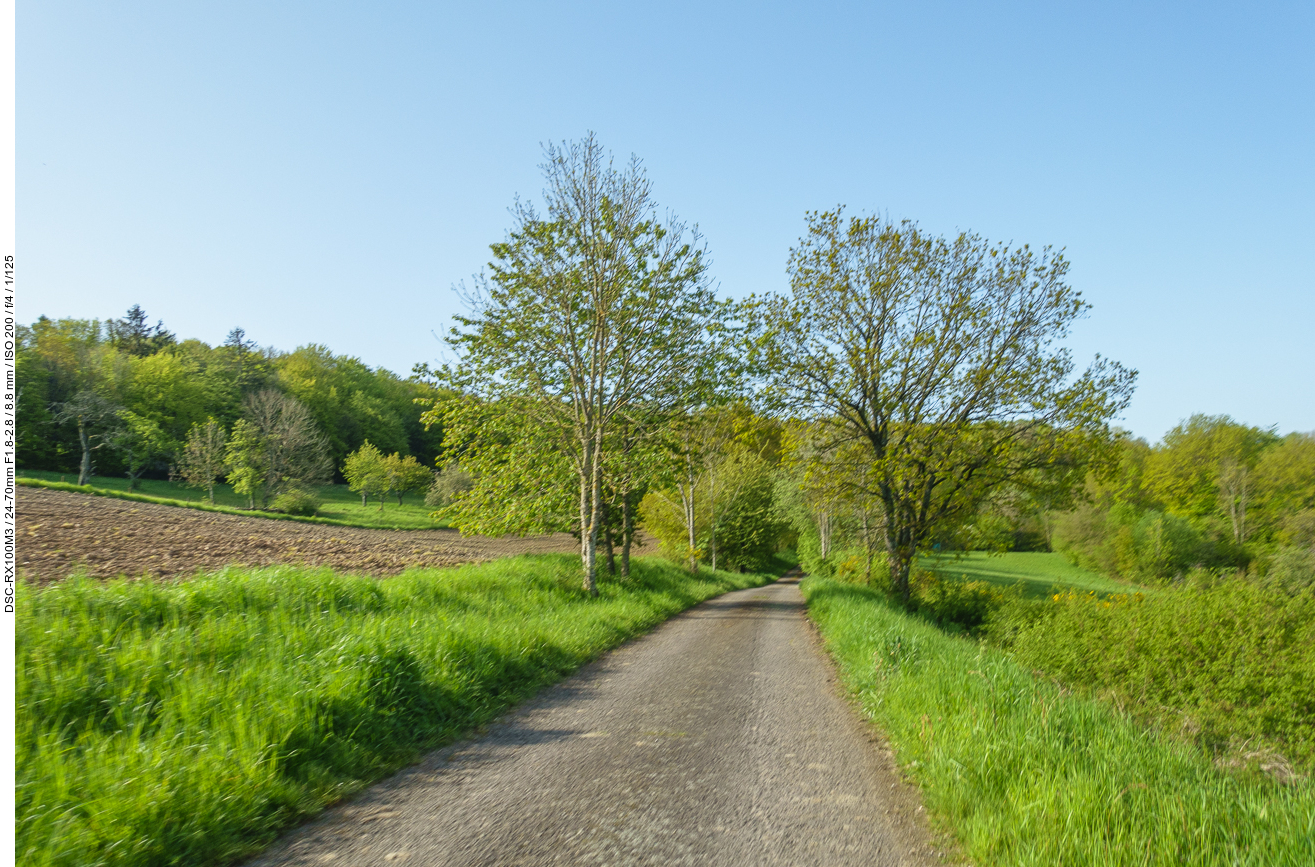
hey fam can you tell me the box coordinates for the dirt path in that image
[17,487,607,582]
[246,575,940,867]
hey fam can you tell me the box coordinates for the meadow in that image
[17,555,781,867]
[919,550,1135,597]
[17,469,446,530]
[804,574,1315,866]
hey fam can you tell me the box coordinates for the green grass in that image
[17,470,448,530]
[17,555,782,867]
[920,550,1137,598]
[992,577,1315,776]
[803,577,1315,866]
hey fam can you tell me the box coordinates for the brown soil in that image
[18,487,644,583]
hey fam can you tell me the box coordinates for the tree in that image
[755,209,1135,602]
[384,452,434,506]
[52,389,122,485]
[225,419,268,509]
[109,410,168,489]
[107,305,175,357]
[1144,414,1278,545]
[226,390,332,508]
[177,418,229,502]
[343,441,390,507]
[440,134,728,595]
[425,460,474,509]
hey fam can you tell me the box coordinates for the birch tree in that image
[442,134,726,594]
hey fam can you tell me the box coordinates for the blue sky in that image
[20,1,1314,442]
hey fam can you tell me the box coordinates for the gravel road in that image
[247,574,940,867]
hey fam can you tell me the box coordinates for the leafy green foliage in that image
[17,556,776,866]
[175,419,229,502]
[754,208,1135,601]
[383,452,434,506]
[804,576,1314,866]
[269,487,321,517]
[341,441,389,507]
[439,135,734,593]
[988,575,1315,775]
[17,310,446,484]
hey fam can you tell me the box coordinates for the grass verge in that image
[17,473,449,530]
[802,576,1315,866]
[18,555,780,866]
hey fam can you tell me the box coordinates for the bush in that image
[425,460,473,509]
[270,487,320,516]
[987,576,1315,774]
[910,571,1014,634]
[1055,504,1214,583]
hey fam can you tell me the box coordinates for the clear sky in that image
[20,1,1314,443]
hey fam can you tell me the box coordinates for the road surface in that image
[247,574,940,866]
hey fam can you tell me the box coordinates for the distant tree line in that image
[17,305,448,505]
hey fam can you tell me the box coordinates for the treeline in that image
[936,415,1315,586]
[17,305,446,491]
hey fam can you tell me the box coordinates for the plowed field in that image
[17,487,630,583]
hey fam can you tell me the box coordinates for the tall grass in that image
[18,555,776,866]
[803,577,1315,866]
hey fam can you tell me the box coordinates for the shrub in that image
[425,460,474,509]
[987,576,1315,774]
[270,487,320,516]
[910,571,1014,634]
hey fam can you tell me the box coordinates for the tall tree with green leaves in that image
[754,208,1136,602]
[342,441,389,507]
[439,134,729,595]
[226,390,331,508]
[383,452,434,506]
[176,418,229,502]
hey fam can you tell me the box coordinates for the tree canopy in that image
[753,208,1136,600]
[436,134,733,594]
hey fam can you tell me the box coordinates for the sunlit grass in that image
[803,576,1314,866]
[920,550,1137,598]
[17,555,780,866]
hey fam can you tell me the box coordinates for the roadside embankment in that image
[802,576,1315,866]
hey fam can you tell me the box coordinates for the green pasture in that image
[17,470,447,530]
[919,550,1137,597]
[17,554,783,867]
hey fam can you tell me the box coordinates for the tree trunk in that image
[580,438,599,597]
[684,457,698,572]
[77,420,92,485]
[207,481,215,503]
[889,547,913,605]
[862,512,873,585]
[620,492,633,580]
[710,467,718,573]
[361,492,368,507]
[604,501,616,575]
